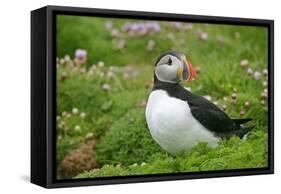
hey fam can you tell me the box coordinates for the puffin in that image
[145,51,254,155]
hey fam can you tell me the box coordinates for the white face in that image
[155,54,184,83]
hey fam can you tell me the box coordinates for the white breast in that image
[145,90,219,155]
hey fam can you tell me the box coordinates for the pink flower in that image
[171,22,182,30]
[75,49,87,59]
[148,22,161,32]
[105,21,113,29]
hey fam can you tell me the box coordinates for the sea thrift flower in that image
[247,68,253,76]
[231,93,237,100]
[231,93,237,104]
[110,29,119,37]
[171,22,183,30]
[122,22,160,36]
[80,112,86,119]
[75,49,87,59]
[90,64,97,71]
[86,132,93,139]
[74,49,87,65]
[64,55,71,62]
[149,22,161,32]
[107,71,114,78]
[98,61,104,68]
[60,58,65,65]
[138,26,148,36]
[122,23,131,32]
[183,23,193,31]
[131,23,139,31]
[72,108,79,115]
[262,69,268,76]
[254,71,262,80]
[198,32,208,41]
[244,101,250,108]
[58,121,65,129]
[261,92,268,99]
[240,59,249,68]
[102,83,111,91]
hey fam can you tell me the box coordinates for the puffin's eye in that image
[167,57,172,65]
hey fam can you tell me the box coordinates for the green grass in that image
[56,15,269,179]
[76,131,267,178]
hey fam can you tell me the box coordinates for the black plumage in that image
[152,80,254,138]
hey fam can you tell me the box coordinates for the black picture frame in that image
[31,5,274,188]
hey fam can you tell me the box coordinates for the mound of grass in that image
[95,108,165,166]
[76,130,267,178]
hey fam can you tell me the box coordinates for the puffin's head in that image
[154,51,197,83]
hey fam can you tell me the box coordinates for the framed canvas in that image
[31,5,274,188]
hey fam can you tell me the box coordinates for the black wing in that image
[187,95,239,133]
[186,91,255,137]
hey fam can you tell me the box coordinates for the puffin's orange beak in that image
[187,62,197,82]
[184,59,197,82]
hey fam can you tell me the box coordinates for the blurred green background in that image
[56,15,268,179]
